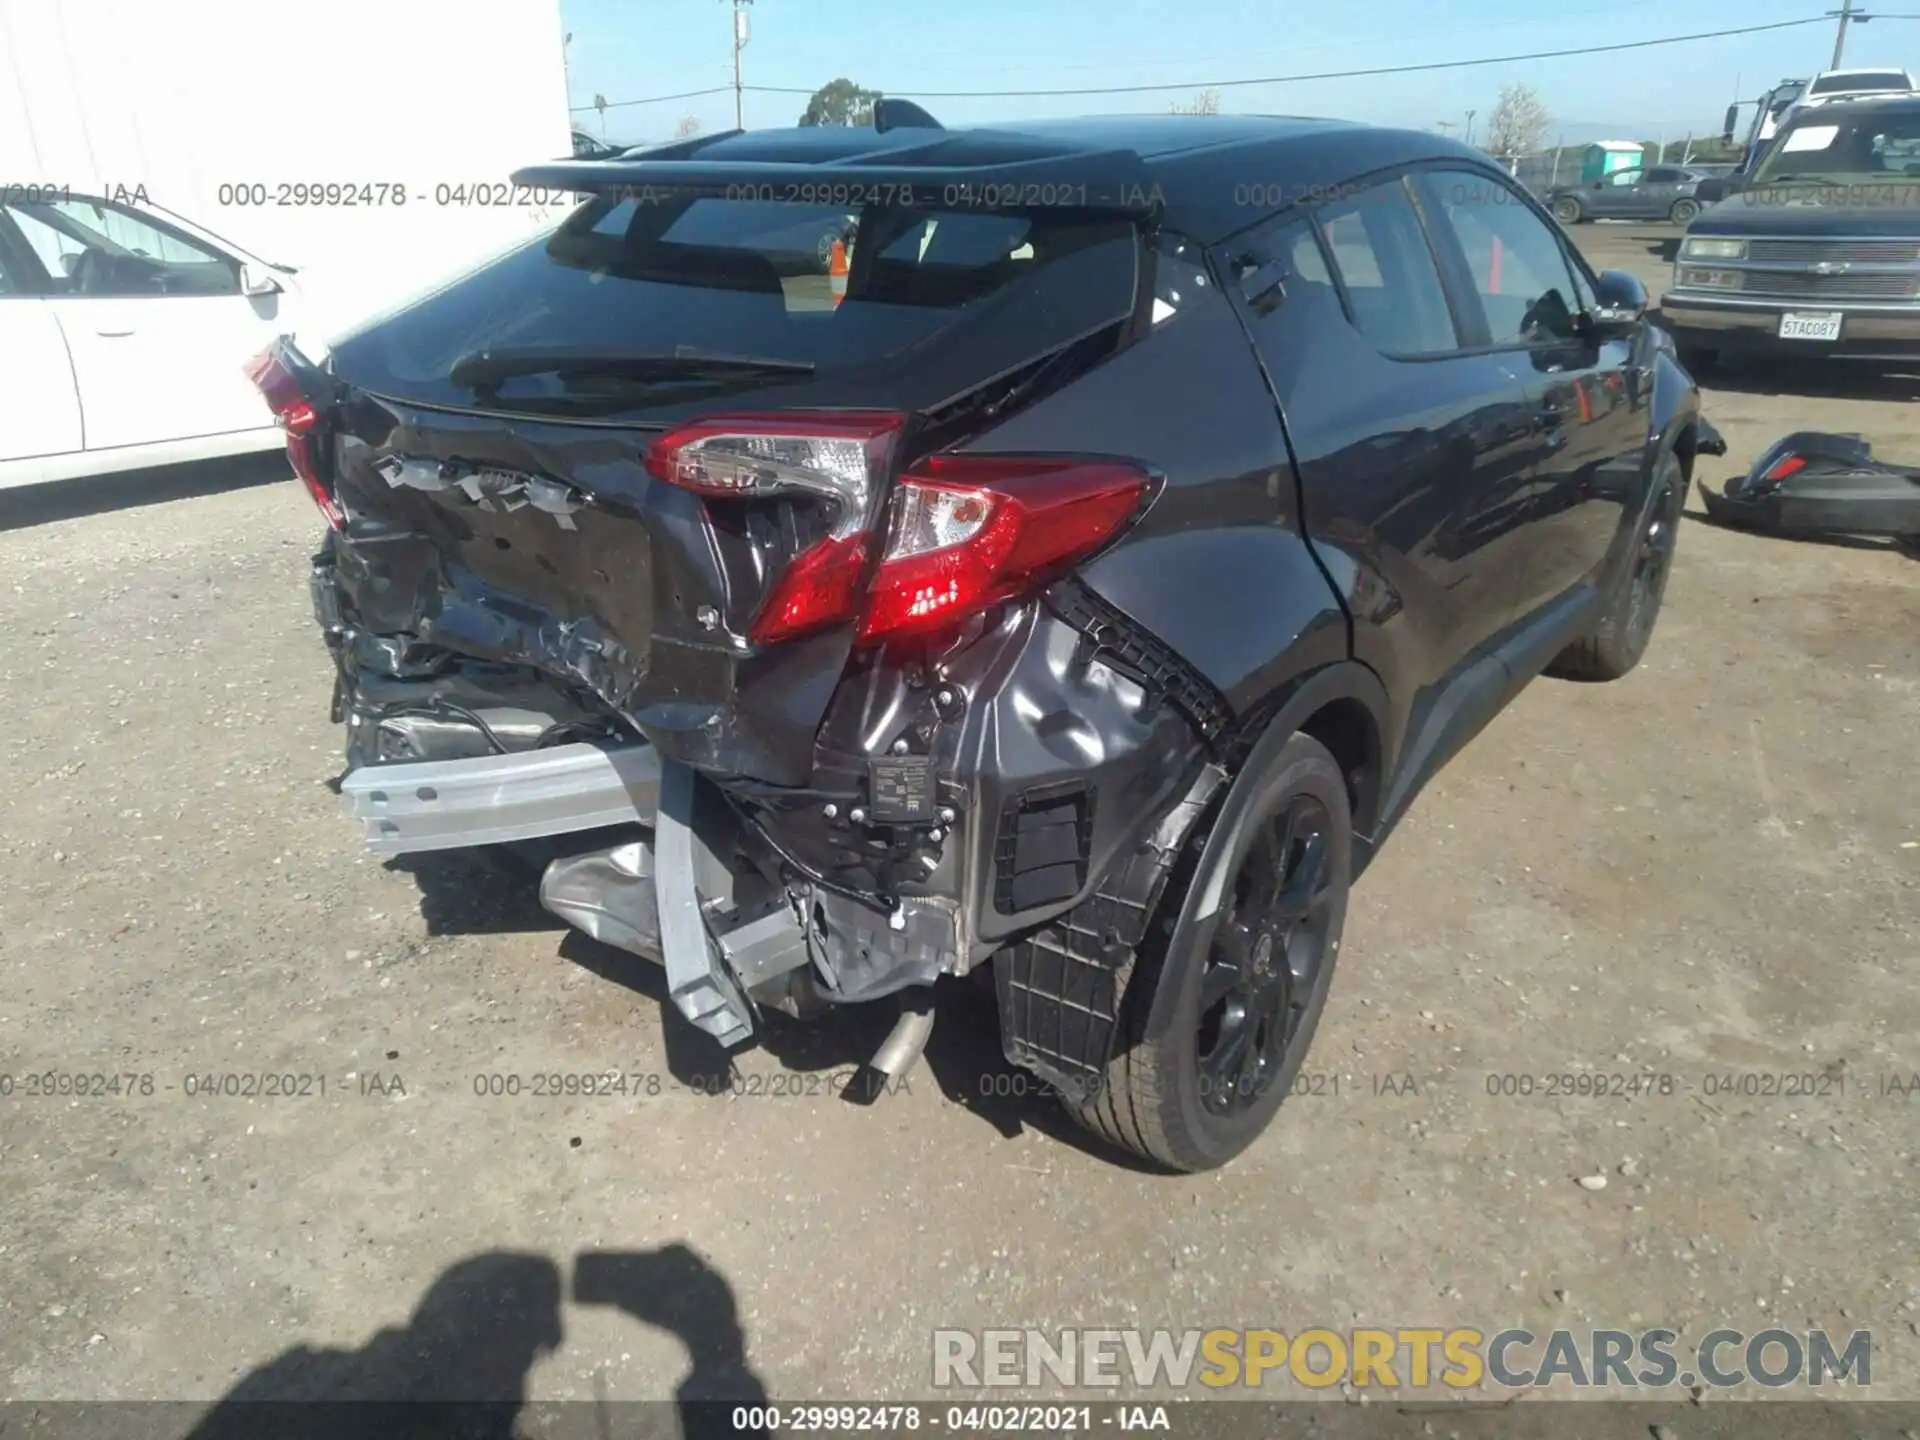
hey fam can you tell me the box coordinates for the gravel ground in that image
[1,224,1916,1419]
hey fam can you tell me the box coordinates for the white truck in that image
[0,0,575,488]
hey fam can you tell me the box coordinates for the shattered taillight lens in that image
[647,413,1150,648]
[649,413,905,645]
[859,457,1150,642]
[244,344,341,530]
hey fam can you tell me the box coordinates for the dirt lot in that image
[2,222,1917,1419]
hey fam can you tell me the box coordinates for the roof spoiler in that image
[512,136,1163,216]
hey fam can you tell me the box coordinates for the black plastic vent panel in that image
[1043,579,1234,747]
[994,781,1094,915]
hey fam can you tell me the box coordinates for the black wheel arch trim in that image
[1137,698,1359,1047]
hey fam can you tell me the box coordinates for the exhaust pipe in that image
[869,988,937,1080]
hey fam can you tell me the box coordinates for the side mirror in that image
[240,262,283,297]
[1588,269,1647,337]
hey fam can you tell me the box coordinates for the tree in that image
[799,78,881,127]
[1484,82,1550,157]
[1169,88,1222,116]
[674,115,703,139]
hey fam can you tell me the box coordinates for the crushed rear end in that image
[260,138,1225,1071]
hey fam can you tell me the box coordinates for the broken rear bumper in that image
[1697,430,1920,542]
[339,743,661,855]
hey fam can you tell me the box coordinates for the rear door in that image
[1639,167,1684,217]
[0,210,84,466]
[9,194,282,451]
[1219,173,1537,769]
[1415,168,1644,617]
[1586,168,1643,218]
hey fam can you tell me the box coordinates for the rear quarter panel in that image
[953,235,1349,720]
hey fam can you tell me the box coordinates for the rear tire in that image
[1669,197,1701,224]
[1547,449,1685,683]
[1063,732,1352,1172]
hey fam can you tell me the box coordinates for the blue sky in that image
[559,0,1911,150]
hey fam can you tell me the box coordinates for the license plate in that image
[1779,311,1843,342]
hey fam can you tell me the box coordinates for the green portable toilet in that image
[1581,140,1645,181]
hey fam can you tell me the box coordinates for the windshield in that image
[1808,71,1909,96]
[1750,109,1920,185]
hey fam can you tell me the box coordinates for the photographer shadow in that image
[180,1245,772,1440]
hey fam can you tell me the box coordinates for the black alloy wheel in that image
[1193,793,1338,1116]
[1062,731,1354,1172]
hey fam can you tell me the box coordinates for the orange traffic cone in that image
[829,238,848,308]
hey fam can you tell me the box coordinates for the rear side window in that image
[1313,180,1458,357]
[329,192,1137,416]
[1809,71,1908,94]
[1418,171,1583,348]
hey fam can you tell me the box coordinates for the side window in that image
[1644,167,1680,184]
[1311,180,1458,357]
[7,198,239,298]
[1607,168,1643,188]
[1418,171,1584,347]
[1228,217,1337,320]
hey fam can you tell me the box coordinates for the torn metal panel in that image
[540,838,664,962]
[1700,431,1920,542]
[652,759,754,1048]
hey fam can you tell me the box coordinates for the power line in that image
[747,17,1833,99]
[569,85,734,114]
[577,15,1832,111]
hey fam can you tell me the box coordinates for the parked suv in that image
[1547,164,1715,225]
[258,112,1711,1171]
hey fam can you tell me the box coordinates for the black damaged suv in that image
[258,109,1713,1171]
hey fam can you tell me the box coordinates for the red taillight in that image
[649,412,1151,648]
[751,531,872,646]
[245,344,341,529]
[859,457,1150,643]
[647,411,904,505]
[651,412,904,645]
[1762,454,1807,483]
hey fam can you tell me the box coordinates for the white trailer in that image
[0,0,574,486]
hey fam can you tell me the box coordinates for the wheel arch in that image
[1209,660,1391,907]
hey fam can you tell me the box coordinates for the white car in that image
[1789,67,1918,114]
[0,187,307,490]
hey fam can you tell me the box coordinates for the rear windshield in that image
[327,191,1140,418]
[1809,71,1910,95]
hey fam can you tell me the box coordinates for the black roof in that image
[516,113,1507,245]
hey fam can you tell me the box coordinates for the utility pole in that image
[729,0,753,130]
[1436,120,1457,136]
[1464,109,1477,146]
[1831,0,1852,68]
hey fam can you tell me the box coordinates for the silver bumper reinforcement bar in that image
[339,742,661,856]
